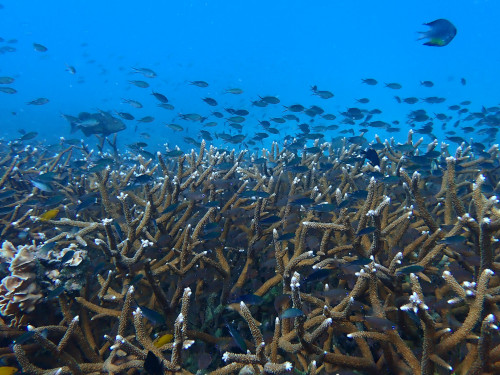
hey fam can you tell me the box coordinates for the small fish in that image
[277,233,295,241]
[139,305,165,325]
[385,82,402,89]
[420,80,434,87]
[304,269,331,283]
[14,331,35,345]
[281,308,304,319]
[226,323,247,352]
[137,116,154,123]
[117,112,135,120]
[164,150,184,157]
[0,76,14,84]
[132,67,157,78]
[152,91,168,103]
[20,131,38,141]
[0,367,18,375]
[356,226,376,236]
[361,148,380,167]
[26,98,49,105]
[122,98,143,108]
[0,87,16,94]
[153,333,173,348]
[60,250,75,264]
[202,97,217,106]
[46,285,65,300]
[348,257,372,266]
[362,78,378,85]
[311,203,335,212]
[30,179,53,193]
[39,208,59,221]
[231,294,264,305]
[365,316,396,330]
[419,19,457,47]
[290,197,314,206]
[65,65,76,74]
[189,80,209,87]
[260,95,280,104]
[259,215,281,225]
[437,235,466,244]
[225,88,243,94]
[396,265,425,275]
[33,42,48,52]
[129,80,149,88]
[166,123,184,132]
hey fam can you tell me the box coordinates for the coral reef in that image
[0,134,499,374]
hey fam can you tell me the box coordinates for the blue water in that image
[1,0,499,151]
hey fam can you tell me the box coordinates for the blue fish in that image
[419,19,457,47]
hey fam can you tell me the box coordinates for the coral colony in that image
[0,132,499,375]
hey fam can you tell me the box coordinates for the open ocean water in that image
[0,0,499,149]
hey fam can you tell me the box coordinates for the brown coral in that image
[0,241,42,315]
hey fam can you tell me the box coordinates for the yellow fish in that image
[153,333,173,348]
[0,366,18,375]
[39,208,59,221]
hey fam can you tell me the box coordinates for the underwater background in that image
[1,1,500,375]
[0,0,499,149]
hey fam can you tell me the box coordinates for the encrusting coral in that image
[0,134,499,374]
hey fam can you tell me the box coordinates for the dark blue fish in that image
[134,174,154,185]
[304,268,331,283]
[231,294,264,305]
[226,323,247,353]
[113,221,124,241]
[0,190,15,200]
[13,331,35,345]
[361,148,380,166]
[259,215,281,225]
[204,201,220,208]
[286,165,309,173]
[201,231,221,240]
[164,150,184,157]
[348,257,372,266]
[356,227,376,236]
[437,235,466,244]
[139,305,165,325]
[419,19,457,47]
[365,316,396,330]
[144,351,163,375]
[129,274,144,286]
[46,285,65,300]
[281,308,304,319]
[161,203,179,214]
[239,191,270,198]
[39,242,56,254]
[397,265,425,275]
[60,250,75,264]
[290,197,314,206]
[311,203,335,212]
[277,233,295,241]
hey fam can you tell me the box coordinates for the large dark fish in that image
[361,148,380,167]
[419,19,457,47]
[63,111,126,136]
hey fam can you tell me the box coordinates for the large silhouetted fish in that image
[63,111,126,136]
[418,19,457,47]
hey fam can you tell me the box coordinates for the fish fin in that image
[70,122,79,134]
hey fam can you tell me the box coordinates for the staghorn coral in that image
[0,133,498,374]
